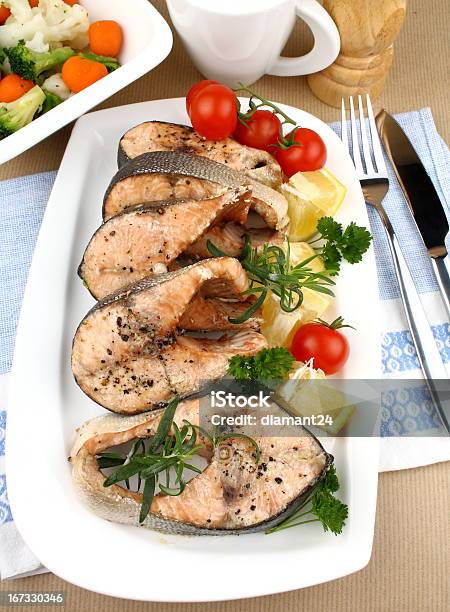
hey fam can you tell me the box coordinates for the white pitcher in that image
[166,0,340,86]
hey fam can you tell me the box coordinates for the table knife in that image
[376,110,450,319]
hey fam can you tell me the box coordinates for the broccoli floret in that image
[79,52,120,73]
[6,40,75,82]
[41,89,63,114]
[0,49,6,67]
[0,85,46,139]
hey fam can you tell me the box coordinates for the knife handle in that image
[431,256,450,321]
[379,219,450,433]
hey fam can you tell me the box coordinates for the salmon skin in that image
[70,398,333,535]
[79,187,251,300]
[103,151,289,230]
[117,120,283,189]
[72,258,267,414]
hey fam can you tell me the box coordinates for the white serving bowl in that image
[0,0,173,164]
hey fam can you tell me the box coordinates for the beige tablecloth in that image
[1,0,449,609]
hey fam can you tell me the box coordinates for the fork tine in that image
[341,98,349,153]
[349,96,364,175]
[365,94,387,174]
[357,95,375,175]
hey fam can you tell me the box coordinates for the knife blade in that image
[376,110,450,319]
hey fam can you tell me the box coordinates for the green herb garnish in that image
[228,347,295,381]
[207,239,335,323]
[266,465,348,535]
[100,395,205,524]
[312,217,372,275]
[99,395,261,523]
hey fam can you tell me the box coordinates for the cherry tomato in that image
[290,321,350,375]
[233,110,281,152]
[186,79,218,115]
[275,127,327,176]
[188,83,237,141]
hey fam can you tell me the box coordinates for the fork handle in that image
[431,256,450,320]
[379,216,450,433]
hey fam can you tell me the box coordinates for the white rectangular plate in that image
[6,98,380,602]
[0,0,172,164]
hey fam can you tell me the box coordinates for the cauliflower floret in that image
[42,72,71,100]
[0,0,89,53]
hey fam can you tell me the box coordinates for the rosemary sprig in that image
[100,395,205,524]
[207,239,335,323]
[99,395,262,523]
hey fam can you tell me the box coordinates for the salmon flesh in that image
[72,258,267,414]
[80,187,251,300]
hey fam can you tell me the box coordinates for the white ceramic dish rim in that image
[6,98,380,602]
[0,0,173,165]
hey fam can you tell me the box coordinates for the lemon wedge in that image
[261,292,316,348]
[281,168,347,241]
[286,241,334,316]
[278,361,356,434]
[287,241,323,272]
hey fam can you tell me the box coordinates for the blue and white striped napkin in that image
[0,108,449,578]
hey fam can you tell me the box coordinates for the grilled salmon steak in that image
[72,258,267,414]
[79,187,251,300]
[103,151,289,230]
[118,121,283,189]
[71,398,332,534]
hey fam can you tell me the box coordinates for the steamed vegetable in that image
[0,83,45,137]
[41,88,62,113]
[79,52,119,73]
[41,72,70,100]
[6,39,74,81]
[0,72,33,102]
[0,0,89,53]
[61,55,108,92]
[0,5,11,25]
[88,20,123,57]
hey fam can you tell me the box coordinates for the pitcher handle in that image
[268,0,340,77]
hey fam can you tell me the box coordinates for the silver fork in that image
[342,95,450,433]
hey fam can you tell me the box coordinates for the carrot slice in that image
[62,56,108,93]
[0,74,35,103]
[89,20,123,58]
[0,6,11,24]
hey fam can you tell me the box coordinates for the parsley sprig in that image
[266,465,348,535]
[207,239,335,323]
[228,347,295,381]
[311,217,372,275]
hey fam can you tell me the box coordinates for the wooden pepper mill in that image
[307,0,407,107]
